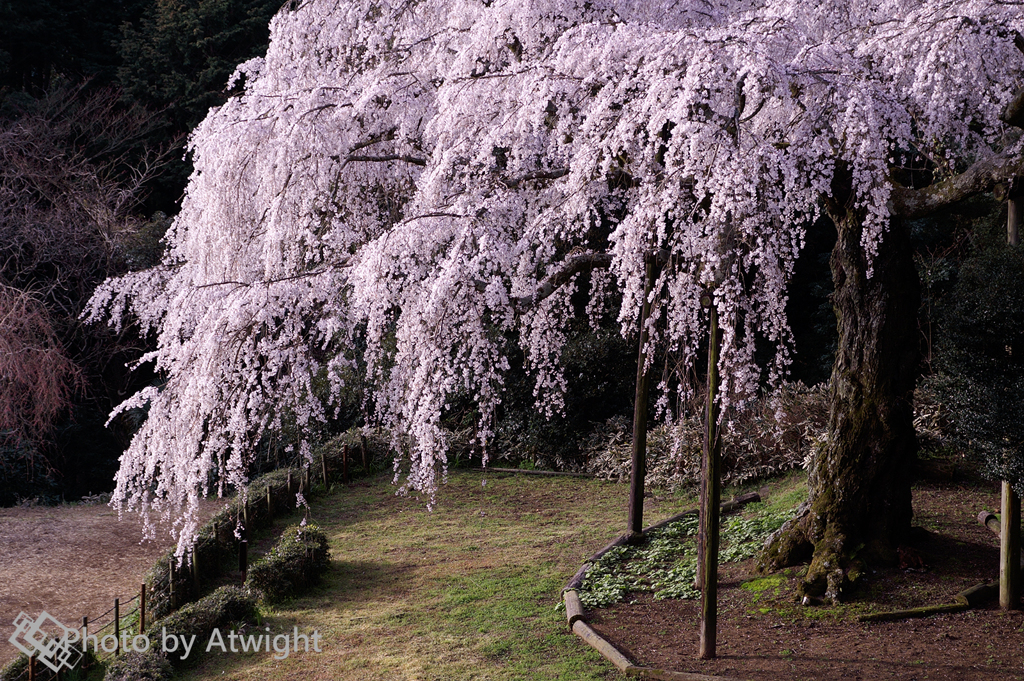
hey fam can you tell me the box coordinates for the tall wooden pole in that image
[628,254,658,536]
[698,293,722,659]
[1001,189,1021,610]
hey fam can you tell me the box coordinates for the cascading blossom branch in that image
[86,0,1024,551]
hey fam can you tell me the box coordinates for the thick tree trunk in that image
[760,210,919,602]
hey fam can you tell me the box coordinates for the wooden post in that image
[82,616,88,645]
[192,550,199,593]
[628,253,657,536]
[239,540,248,581]
[360,435,368,472]
[1008,189,1019,247]
[168,560,174,610]
[114,598,120,655]
[698,294,722,660]
[267,484,272,515]
[28,654,34,681]
[140,584,146,634]
[1001,481,1022,609]
[342,445,349,485]
[1001,187,1021,610]
[287,470,293,496]
[325,449,332,486]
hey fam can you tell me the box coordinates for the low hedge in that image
[101,586,257,679]
[152,585,258,667]
[245,523,331,602]
[102,649,172,681]
[142,428,386,618]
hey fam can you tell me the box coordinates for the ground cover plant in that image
[577,490,799,608]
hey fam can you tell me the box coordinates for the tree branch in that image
[474,248,671,311]
[1001,87,1024,129]
[501,167,569,189]
[512,252,613,308]
[346,154,427,166]
[888,150,1024,218]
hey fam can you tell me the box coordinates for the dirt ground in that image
[588,479,1024,680]
[0,498,223,665]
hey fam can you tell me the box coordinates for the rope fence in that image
[6,584,148,681]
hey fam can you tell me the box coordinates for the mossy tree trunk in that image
[760,207,920,602]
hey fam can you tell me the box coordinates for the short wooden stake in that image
[140,584,146,634]
[1001,481,1021,609]
[360,435,368,471]
[168,560,175,610]
[114,598,120,655]
[267,485,272,515]
[342,444,349,484]
[323,451,330,486]
[192,551,199,593]
[28,654,34,681]
[239,540,248,581]
[287,471,293,496]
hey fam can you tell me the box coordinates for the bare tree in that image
[0,283,80,440]
[0,84,171,467]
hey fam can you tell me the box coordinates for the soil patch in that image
[587,480,1024,680]
[0,499,222,664]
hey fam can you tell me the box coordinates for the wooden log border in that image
[471,467,594,478]
[857,581,998,622]
[561,493,760,680]
[858,510,1022,623]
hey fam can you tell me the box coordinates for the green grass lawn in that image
[176,470,702,681]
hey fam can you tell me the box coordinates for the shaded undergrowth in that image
[577,503,797,608]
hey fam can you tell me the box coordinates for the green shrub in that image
[152,586,258,667]
[245,524,331,603]
[102,649,172,681]
[0,653,28,681]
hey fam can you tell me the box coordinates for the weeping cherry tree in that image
[87,0,1024,599]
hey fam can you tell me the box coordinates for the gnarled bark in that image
[760,209,919,603]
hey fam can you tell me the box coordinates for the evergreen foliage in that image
[117,0,284,209]
[927,215,1024,494]
[0,0,146,93]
